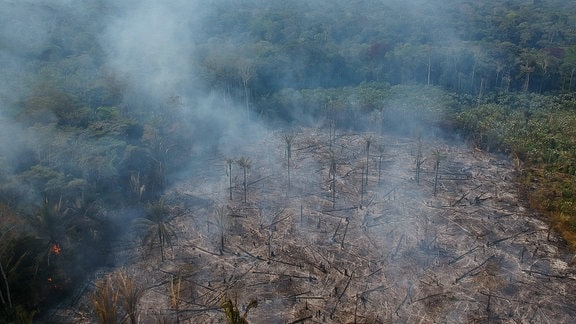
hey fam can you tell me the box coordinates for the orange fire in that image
[47,277,53,282]
[51,243,61,254]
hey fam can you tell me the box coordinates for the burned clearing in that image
[56,129,576,323]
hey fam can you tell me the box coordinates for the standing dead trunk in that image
[416,138,423,184]
[377,144,385,185]
[158,227,165,262]
[433,150,443,196]
[237,157,251,204]
[360,165,366,209]
[238,60,254,120]
[363,136,373,188]
[282,133,295,193]
[329,153,337,208]
[226,159,234,200]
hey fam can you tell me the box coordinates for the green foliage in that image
[4,0,576,319]
[452,92,576,248]
[134,198,177,262]
[0,224,53,322]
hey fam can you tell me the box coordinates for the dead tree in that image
[238,60,254,120]
[363,135,374,188]
[226,158,234,200]
[432,150,444,196]
[236,157,251,204]
[214,205,230,255]
[377,144,385,185]
[328,151,338,208]
[416,137,423,184]
[360,163,365,208]
[281,133,296,192]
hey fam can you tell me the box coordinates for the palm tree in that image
[236,157,251,204]
[134,198,176,262]
[29,198,72,269]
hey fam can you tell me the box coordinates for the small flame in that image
[51,243,61,254]
[47,277,53,282]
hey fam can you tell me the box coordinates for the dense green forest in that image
[2,0,576,321]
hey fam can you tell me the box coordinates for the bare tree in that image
[281,133,296,192]
[213,205,230,254]
[363,135,374,188]
[432,150,445,196]
[328,151,338,208]
[236,157,252,204]
[415,137,423,184]
[376,144,385,185]
[226,158,234,200]
[238,60,254,120]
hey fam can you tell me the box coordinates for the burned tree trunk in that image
[237,157,251,203]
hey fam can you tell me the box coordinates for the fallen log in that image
[449,245,480,265]
[487,230,534,247]
[455,255,496,283]
[330,273,353,318]
[322,206,358,213]
[183,244,221,256]
[451,184,482,207]
[522,270,576,281]
[289,315,313,323]
[360,284,388,296]
[412,292,446,303]
[268,258,304,269]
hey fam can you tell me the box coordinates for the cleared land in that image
[53,129,576,323]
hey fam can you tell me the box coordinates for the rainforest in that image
[2,0,576,322]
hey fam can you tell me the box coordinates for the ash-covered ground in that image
[56,129,576,323]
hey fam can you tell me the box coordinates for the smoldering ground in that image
[2,0,576,323]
